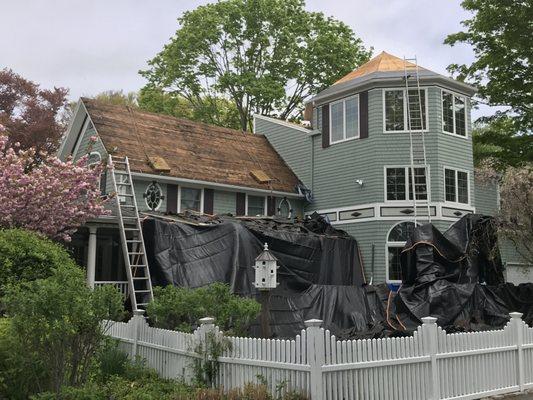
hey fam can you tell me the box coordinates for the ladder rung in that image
[133,277,149,280]
[126,240,142,243]
[129,251,144,255]
[117,182,131,186]
[121,205,136,208]
[124,228,139,231]
[130,264,147,268]
[136,303,148,307]
[135,290,151,293]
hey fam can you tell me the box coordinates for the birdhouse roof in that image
[255,249,278,262]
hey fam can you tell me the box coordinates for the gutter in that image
[130,171,305,199]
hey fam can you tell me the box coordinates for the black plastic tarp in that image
[142,214,377,338]
[390,214,532,332]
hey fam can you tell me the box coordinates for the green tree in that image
[92,90,138,107]
[472,117,533,170]
[2,265,124,397]
[138,87,242,130]
[0,229,79,301]
[445,0,532,130]
[445,0,532,168]
[141,0,371,131]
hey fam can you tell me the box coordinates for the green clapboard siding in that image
[474,177,499,215]
[254,117,312,187]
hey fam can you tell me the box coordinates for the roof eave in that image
[307,73,477,105]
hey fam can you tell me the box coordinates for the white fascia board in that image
[253,114,315,135]
[130,171,304,199]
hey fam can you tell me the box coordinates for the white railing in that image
[104,312,533,400]
[95,281,129,297]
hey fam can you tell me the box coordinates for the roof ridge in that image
[81,97,249,137]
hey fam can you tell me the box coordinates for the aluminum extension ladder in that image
[404,56,431,224]
[108,155,154,310]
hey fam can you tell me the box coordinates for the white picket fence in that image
[104,311,533,400]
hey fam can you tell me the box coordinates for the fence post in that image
[131,309,145,359]
[421,317,440,400]
[305,319,324,400]
[510,312,524,392]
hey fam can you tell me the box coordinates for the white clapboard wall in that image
[103,312,533,400]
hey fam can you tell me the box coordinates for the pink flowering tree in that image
[0,134,108,241]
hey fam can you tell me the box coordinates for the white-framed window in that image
[313,107,322,131]
[246,194,266,216]
[384,166,429,202]
[329,95,359,144]
[179,187,203,212]
[386,221,418,283]
[444,167,469,204]
[144,182,163,210]
[442,90,467,137]
[383,88,427,132]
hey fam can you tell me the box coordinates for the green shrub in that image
[3,264,125,397]
[95,339,130,381]
[146,283,261,336]
[0,228,78,300]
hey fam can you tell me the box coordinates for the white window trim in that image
[329,94,360,144]
[245,194,267,216]
[382,87,429,133]
[443,166,470,206]
[383,165,431,203]
[177,186,204,213]
[441,89,468,138]
[144,182,164,211]
[385,221,419,284]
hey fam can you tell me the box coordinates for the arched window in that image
[278,197,292,219]
[386,221,418,283]
[144,182,163,211]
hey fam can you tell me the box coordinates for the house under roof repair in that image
[59,51,528,314]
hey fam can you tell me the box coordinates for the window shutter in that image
[236,192,246,216]
[166,184,178,213]
[359,91,369,139]
[203,188,214,215]
[321,104,330,148]
[267,196,276,216]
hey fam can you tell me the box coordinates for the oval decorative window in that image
[144,182,162,210]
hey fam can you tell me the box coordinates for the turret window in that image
[444,168,469,204]
[329,95,359,144]
[385,166,428,201]
[384,88,427,132]
[442,90,467,136]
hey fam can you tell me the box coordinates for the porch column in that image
[87,226,98,288]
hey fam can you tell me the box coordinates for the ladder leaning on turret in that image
[108,155,154,311]
[403,56,431,225]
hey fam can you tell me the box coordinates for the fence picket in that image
[103,312,531,400]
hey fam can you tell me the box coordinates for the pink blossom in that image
[0,135,109,241]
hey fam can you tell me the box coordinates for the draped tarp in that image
[390,214,531,332]
[141,214,378,338]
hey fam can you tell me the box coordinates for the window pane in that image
[247,195,265,216]
[386,168,406,201]
[445,169,456,202]
[442,92,454,133]
[457,171,468,203]
[454,96,466,136]
[388,221,417,242]
[345,97,359,138]
[330,102,344,142]
[385,90,404,131]
[387,247,403,281]
[181,187,201,212]
[407,89,426,130]
[408,167,428,200]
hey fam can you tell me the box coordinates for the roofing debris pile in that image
[141,212,533,339]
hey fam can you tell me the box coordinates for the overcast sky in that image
[0,0,493,119]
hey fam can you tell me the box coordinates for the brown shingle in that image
[334,51,428,85]
[82,98,300,193]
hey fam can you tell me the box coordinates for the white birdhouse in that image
[253,243,279,290]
